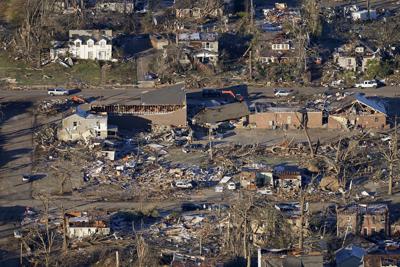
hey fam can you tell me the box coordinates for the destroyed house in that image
[328,93,388,130]
[251,202,308,245]
[363,243,400,267]
[258,248,323,267]
[336,203,389,237]
[256,34,298,64]
[273,166,302,191]
[95,0,135,13]
[248,103,323,129]
[174,0,223,19]
[333,40,380,72]
[65,211,110,238]
[239,167,273,190]
[58,105,118,142]
[89,87,187,129]
[177,32,219,65]
[67,29,113,61]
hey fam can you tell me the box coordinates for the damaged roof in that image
[193,102,249,124]
[355,93,387,115]
[141,85,186,105]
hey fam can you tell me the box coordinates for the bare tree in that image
[380,119,398,195]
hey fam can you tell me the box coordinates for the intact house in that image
[176,32,219,66]
[50,30,113,61]
[333,40,380,72]
[256,34,298,64]
[248,103,324,129]
[174,0,223,19]
[328,93,389,130]
[65,211,110,239]
[95,0,135,13]
[58,105,118,142]
[336,203,389,238]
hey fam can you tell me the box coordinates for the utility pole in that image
[208,126,213,160]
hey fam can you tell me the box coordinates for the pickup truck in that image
[274,89,294,97]
[48,88,70,96]
[354,80,378,88]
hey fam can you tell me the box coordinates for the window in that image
[88,51,94,59]
[75,41,81,47]
[363,228,368,235]
[100,40,106,47]
[73,121,77,127]
[88,41,93,48]
[347,59,352,65]
[375,117,379,123]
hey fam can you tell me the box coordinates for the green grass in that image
[0,52,137,87]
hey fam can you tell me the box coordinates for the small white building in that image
[68,30,113,61]
[58,105,117,142]
[66,215,110,239]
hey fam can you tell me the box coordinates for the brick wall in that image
[249,111,322,129]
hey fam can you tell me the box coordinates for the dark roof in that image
[194,102,249,124]
[141,85,186,105]
[335,245,365,265]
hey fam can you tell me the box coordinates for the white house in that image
[66,214,110,239]
[58,105,117,142]
[68,30,113,61]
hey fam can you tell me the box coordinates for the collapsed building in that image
[174,0,223,19]
[65,211,110,239]
[336,203,389,237]
[176,32,219,66]
[58,105,118,142]
[90,86,187,130]
[257,248,323,267]
[328,93,389,130]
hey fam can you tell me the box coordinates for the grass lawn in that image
[0,52,137,87]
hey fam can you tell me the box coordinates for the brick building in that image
[336,204,389,237]
[328,93,388,130]
[248,104,323,129]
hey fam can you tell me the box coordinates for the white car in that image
[174,181,193,189]
[355,80,378,88]
[48,88,70,96]
[274,89,293,97]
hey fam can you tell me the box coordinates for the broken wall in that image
[328,114,387,130]
[109,106,187,129]
[248,111,323,129]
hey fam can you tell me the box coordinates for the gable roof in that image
[355,93,387,115]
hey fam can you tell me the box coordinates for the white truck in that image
[354,80,378,88]
[48,88,70,96]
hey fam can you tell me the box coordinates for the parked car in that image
[274,89,294,97]
[174,180,193,189]
[48,88,70,96]
[354,80,378,88]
